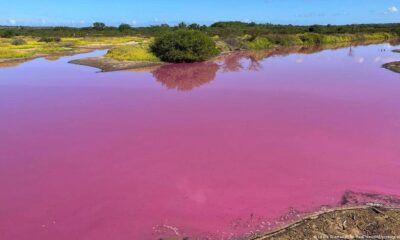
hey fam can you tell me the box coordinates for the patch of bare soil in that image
[383,61,400,73]
[253,207,400,240]
[69,57,164,72]
[253,191,400,240]
[382,49,400,73]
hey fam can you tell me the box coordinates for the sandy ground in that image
[69,56,164,72]
[253,206,400,240]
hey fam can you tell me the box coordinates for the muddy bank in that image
[158,191,400,240]
[382,49,400,73]
[383,61,400,73]
[253,191,400,240]
[252,206,400,240]
[159,207,400,240]
[69,56,164,72]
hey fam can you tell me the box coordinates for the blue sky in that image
[1,0,400,26]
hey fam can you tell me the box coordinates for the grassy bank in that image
[105,37,160,62]
[0,36,143,59]
[243,32,395,50]
[0,31,397,62]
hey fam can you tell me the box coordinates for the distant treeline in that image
[1,21,400,38]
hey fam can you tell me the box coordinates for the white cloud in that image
[131,20,137,25]
[9,19,16,25]
[388,6,398,13]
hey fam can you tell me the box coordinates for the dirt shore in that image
[69,56,164,72]
[382,49,400,73]
[157,191,400,240]
[157,206,400,240]
[383,61,400,73]
[252,206,400,240]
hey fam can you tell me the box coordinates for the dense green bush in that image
[118,24,131,31]
[151,29,220,63]
[267,34,303,46]
[247,37,273,49]
[1,30,16,38]
[93,22,106,31]
[38,37,61,43]
[298,33,324,45]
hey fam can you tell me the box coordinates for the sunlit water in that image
[1,43,400,240]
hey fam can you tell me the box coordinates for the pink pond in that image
[1,44,400,240]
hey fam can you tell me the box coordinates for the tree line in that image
[2,21,400,39]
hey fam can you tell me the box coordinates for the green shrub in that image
[247,37,273,49]
[118,24,131,31]
[151,29,220,63]
[1,30,16,38]
[267,34,303,46]
[38,37,61,43]
[298,32,324,45]
[93,22,106,31]
[11,38,27,45]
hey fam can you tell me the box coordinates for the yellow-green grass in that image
[247,37,273,50]
[61,36,150,46]
[34,46,72,54]
[298,32,395,45]
[0,36,152,59]
[0,48,35,59]
[106,44,160,62]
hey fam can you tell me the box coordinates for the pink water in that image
[1,44,400,240]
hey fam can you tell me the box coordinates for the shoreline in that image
[383,49,400,73]
[250,190,400,240]
[0,39,400,73]
[0,47,95,64]
[2,39,400,73]
[156,191,400,240]
[69,40,400,73]
[68,56,164,72]
[251,205,400,240]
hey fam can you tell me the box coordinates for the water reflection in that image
[152,62,219,91]
[152,41,400,91]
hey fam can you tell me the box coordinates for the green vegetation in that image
[118,24,131,32]
[0,36,146,59]
[247,37,273,49]
[93,22,106,31]
[38,37,61,43]
[150,29,220,62]
[106,44,160,62]
[2,21,400,39]
[0,21,399,61]
[1,30,16,38]
[266,34,303,46]
[0,48,34,59]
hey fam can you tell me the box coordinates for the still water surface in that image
[1,44,400,239]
